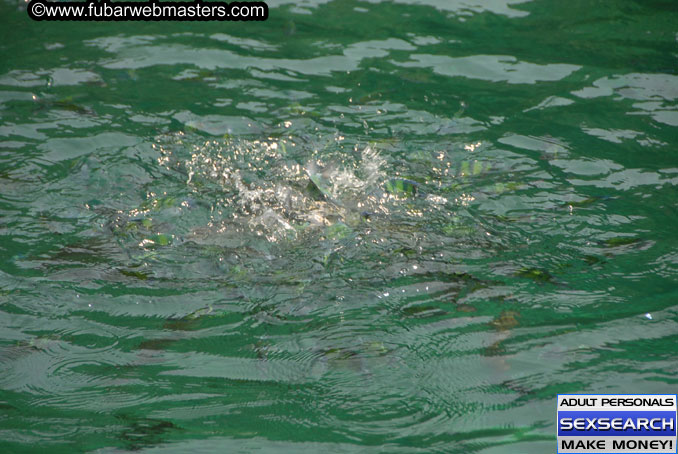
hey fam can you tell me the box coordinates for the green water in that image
[2,0,678,452]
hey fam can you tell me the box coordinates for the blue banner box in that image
[558,411,676,436]
[557,394,678,454]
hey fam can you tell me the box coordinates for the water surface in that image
[1,0,678,452]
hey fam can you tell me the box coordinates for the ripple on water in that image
[2,0,678,450]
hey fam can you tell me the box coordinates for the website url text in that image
[27,0,269,21]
